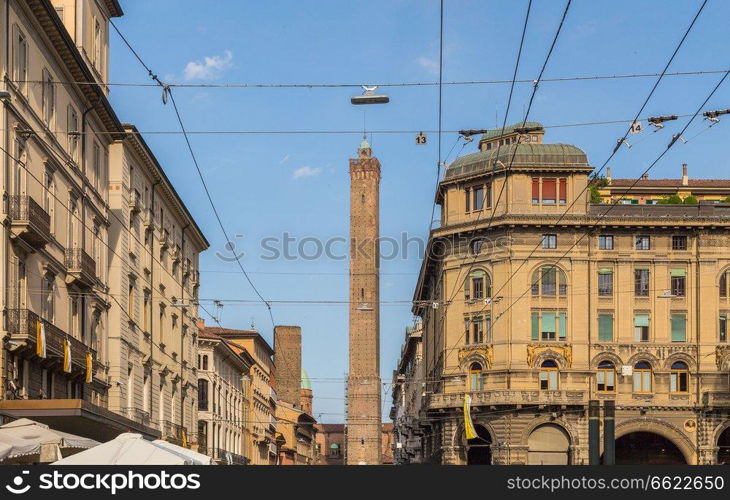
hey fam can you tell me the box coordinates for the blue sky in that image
[108,0,730,422]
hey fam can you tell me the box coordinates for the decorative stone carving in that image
[716,345,730,370]
[527,344,572,368]
[459,344,493,368]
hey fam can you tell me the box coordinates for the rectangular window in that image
[671,313,686,342]
[485,315,492,343]
[634,314,649,342]
[94,19,102,69]
[465,188,471,212]
[471,316,484,344]
[531,178,539,204]
[559,178,567,204]
[13,27,28,94]
[540,370,558,390]
[633,370,652,393]
[464,317,470,344]
[598,268,613,296]
[67,107,79,162]
[598,314,614,342]
[635,269,650,297]
[670,268,686,297]
[542,179,557,204]
[670,370,688,393]
[541,312,556,341]
[635,235,650,250]
[542,234,557,249]
[42,69,55,127]
[558,312,567,341]
[472,275,484,299]
[672,235,688,251]
[93,143,101,192]
[598,235,614,250]
[597,369,615,392]
[721,314,727,343]
[473,186,484,210]
[531,312,539,341]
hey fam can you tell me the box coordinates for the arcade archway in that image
[466,425,492,465]
[615,432,686,465]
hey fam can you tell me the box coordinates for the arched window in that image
[720,269,729,298]
[531,266,567,297]
[539,360,559,390]
[469,362,485,392]
[633,361,652,393]
[670,361,689,393]
[596,360,616,392]
[198,379,209,411]
[464,270,491,300]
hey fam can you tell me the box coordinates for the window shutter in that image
[464,277,470,299]
[559,178,567,202]
[598,314,613,342]
[670,268,686,277]
[598,267,613,275]
[671,314,686,342]
[558,312,567,340]
[471,270,485,279]
[532,178,539,200]
[542,179,557,199]
[531,313,539,341]
[634,314,649,327]
[542,312,556,333]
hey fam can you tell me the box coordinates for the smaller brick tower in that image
[274,325,302,408]
[346,138,382,464]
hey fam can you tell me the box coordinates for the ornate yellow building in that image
[408,122,730,465]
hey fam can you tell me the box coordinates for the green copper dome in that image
[301,369,312,390]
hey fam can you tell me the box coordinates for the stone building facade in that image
[0,0,210,447]
[390,321,425,464]
[346,138,382,464]
[197,328,253,464]
[406,122,730,465]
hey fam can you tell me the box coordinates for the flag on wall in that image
[63,338,72,373]
[463,394,477,440]
[85,352,93,383]
[36,320,46,358]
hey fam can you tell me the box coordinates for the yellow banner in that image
[36,320,46,358]
[181,428,188,448]
[85,352,93,383]
[463,394,477,440]
[63,338,72,373]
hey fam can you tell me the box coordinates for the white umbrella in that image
[53,433,199,465]
[152,440,214,465]
[0,418,99,463]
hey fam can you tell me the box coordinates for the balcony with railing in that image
[65,248,96,287]
[427,389,588,410]
[160,420,186,446]
[207,448,247,465]
[9,195,51,248]
[6,308,102,373]
[122,407,156,428]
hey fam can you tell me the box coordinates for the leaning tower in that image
[346,138,382,465]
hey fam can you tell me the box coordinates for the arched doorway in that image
[718,427,730,465]
[466,425,492,465]
[615,432,686,464]
[528,424,570,465]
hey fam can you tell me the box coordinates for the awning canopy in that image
[0,418,99,463]
[152,439,214,465]
[53,433,208,465]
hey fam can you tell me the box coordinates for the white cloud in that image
[292,166,321,179]
[183,50,234,81]
[416,55,439,75]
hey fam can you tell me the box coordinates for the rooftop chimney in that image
[682,163,688,186]
[606,167,612,183]
[274,325,302,409]
[641,173,649,180]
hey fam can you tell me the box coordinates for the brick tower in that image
[346,137,382,465]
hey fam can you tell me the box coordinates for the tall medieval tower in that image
[346,138,382,465]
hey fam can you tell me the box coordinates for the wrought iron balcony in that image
[427,389,588,409]
[207,448,247,465]
[6,308,101,373]
[122,407,155,428]
[65,248,96,287]
[9,195,51,248]
[160,420,186,446]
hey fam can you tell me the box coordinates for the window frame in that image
[596,361,616,393]
[598,235,614,250]
[634,268,650,297]
[542,234,557,249]
[539,360,559,391]
[13,25,28,95]
[671,235,688,251]
[632,361,652,394]
[635,235,651,250]
[598,269,614,296]
[669,362,689,393]
[469,362,485,392]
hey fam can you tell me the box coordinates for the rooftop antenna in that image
[250,316,256,330]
